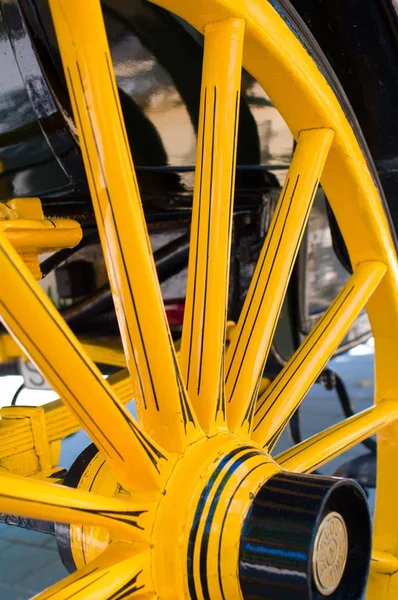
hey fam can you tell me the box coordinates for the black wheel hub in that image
[239,472,371,599]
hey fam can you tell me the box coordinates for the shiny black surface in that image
[239,472,371,599]
[0,0,286,210]
[0,0,76,198]
[54,443,98,574]
[289,0,398,224]
[0,0,394,363]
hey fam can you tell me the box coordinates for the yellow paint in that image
[32,544,151,600]
[0,469,151,543]
[180,18,244,433]
[225,128,334,436]
[253,261,387,450]
[371,551,398,575]
[48,0,199,453]
[0,198,81,279]
[276,400,398,473]
[0,0,396,597]
[0,367,133,478]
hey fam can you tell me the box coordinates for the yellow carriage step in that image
[0,367,132,478]
[0,198,82,279]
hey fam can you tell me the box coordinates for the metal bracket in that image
[0,198,82,278]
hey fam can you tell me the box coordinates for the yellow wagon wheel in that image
[1,0,398,598]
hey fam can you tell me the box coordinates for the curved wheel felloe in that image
[0,0,397,598]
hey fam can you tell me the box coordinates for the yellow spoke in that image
[252,261,387,449]
[33,544,149,599]
[0,234,165,492]
[48,0,199,451]
[0,471,153,542]
[225,128,334,435]
[276,400,398,474]
[180,18,244,432]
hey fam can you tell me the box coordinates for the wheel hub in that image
[56,436,371,599]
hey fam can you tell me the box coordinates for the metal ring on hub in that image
[312,512,348,596]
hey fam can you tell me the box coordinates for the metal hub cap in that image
[313,512,348,595]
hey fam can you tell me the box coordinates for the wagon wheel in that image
[1,0,398,598]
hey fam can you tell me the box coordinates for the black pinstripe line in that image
[243,242,300,429]
[278,410,376,464]
[186,87,207,390]
[262,285,354,423]
[109,570,144,600]
[225,179,290,384]
[2,163,162,466]
[0,297,123,461]
[80,457,107,563]
[241,179,319,429]
[254,234,349,418]
[216,90,240,420]
[268,415,291,451]
[228,91,240,236]
[228,175,300,403]
[216,358,226,418]
[104,52,140,198]
[187,446,252,600]
[110,398,166,468]
[178,371,195,428]
[198,85,217,395]
[254,184,327,418]
[0,488,146,530]
[58,571,110,600]
[302,425,378,473]
[169,336,195,429]
[199,450,262,600]
[254,285,355,433]
[111,53,192,426]
[242,373,262,426]
[75,62,161,411]
[38,566,99,600]
[1,234,164,468]
[66,67,146,406]
[0,227,122,413]
[278,421,350,462]
[218,462,265,600]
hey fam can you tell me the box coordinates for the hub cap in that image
[313,512,348,595]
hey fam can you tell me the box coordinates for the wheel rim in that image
[0,0,397,598]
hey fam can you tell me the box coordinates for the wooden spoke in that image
[33,544,149,599]
[252,261,387,450]
[0,471,153,542]
[0,233,165,492]
[276,400,398,474]
[225,128,334,435]
[180,18,244,433]
[48,0,199,452]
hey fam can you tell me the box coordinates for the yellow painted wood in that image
[180,18,244,433]
[0,198,81,279]
[225,128,333,435]
[276,400,398,474]
[79,338,126,368]
[33,544,150,600]
[0,333,126,367]
[371,551,398,575]
[48,0,199,452]
[0,232,165,491]
[0,368,132,477]
[0,470,152,542]
[253,261,387,450]
[148,5,398,593]
[0,0,397,596]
